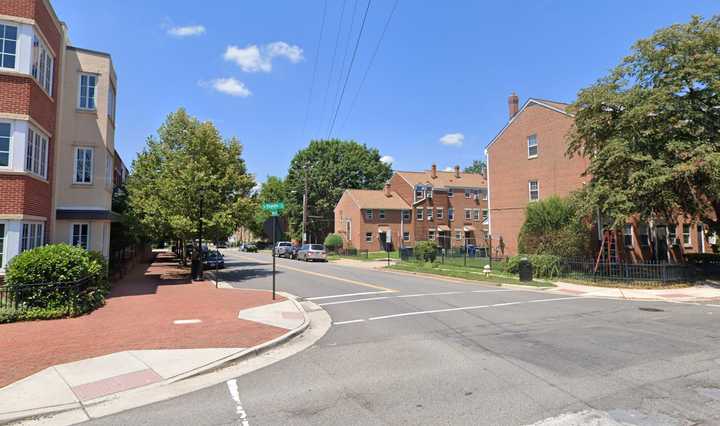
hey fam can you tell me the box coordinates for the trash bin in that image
[518,257,533,282]
[191,259,200,280]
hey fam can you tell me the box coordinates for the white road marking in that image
[706,304,720,308]
[471,289,515,293]
[307,290,393,301]
[396,291,463,298]
[333,319,367,325]
[227,379,250,426]
[368,297,587,321]
[319,296,391,306]
[173,319,202,324]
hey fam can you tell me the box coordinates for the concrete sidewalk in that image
[0,252,310,424]
[550,280,720,302]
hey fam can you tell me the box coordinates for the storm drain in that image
[639,307,665,312]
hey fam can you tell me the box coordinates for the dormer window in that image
[528,134,538,158]
[415,185,425,201]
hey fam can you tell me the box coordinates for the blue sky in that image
[53,0,718,183]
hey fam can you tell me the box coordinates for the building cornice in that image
[0,113,53,137]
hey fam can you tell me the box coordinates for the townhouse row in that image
[333,92,715,262]
[0,0,124,273]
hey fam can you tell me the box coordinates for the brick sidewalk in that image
[0,252,287,388]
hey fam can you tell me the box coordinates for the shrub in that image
[4,244,110,317]
[414,241,437,262]
[518,196,592,258]
[505,254,561,279]
[324,233,344,252]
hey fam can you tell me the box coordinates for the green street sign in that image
[262,202,285,215]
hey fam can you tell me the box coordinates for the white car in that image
[297,244,327,262]
[274,241,293,258]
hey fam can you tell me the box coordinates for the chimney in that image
[454,165,461,178]
[508,92,519,120]
[384,182,392,197]
[431,164,437,179]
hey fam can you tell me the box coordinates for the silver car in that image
[297,244,327,262]
[274,241,293,258]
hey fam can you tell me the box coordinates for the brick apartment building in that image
[0,0,122,271]
[486,93,716,261]
[334,165,488,252]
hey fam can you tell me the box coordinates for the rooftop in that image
[344,189,411,210]
[396,170,487,189]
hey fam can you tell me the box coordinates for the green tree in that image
[518,196,592,257]
[567,15,720,234]
[127,109,256,258]
[285,139,392,241]
[324,233,343,252]
[464,160,487,175]
[252,176,287,238]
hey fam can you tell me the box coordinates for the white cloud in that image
[167,25,206,37]
[380,155,395,164]
[224,41,304,73]
[200,78,252,97]
[443,166,454,172]
[439,133,464,146]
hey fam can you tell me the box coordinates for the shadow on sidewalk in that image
[108,251,194,298]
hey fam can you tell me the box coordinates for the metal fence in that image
[559,258,694,285]
[0,277,91,311]
[399,246,502,269]
[335,248,370,259]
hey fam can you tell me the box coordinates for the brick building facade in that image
[334,166,488,252]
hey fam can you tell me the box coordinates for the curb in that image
[0,291,312,425]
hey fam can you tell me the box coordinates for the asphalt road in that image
[84,251,720,425]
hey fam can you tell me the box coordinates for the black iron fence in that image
[399,246,500,269]
[0,277,91,311]
[559,258,694,285]
[109,244,146,279]
[335,248,370,259]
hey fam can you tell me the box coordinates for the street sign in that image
[261,202,285,216]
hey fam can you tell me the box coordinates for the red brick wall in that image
[487,103,588,255]
[0,175,51,217]
[0,75,32,115]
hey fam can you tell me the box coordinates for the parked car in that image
[239,243,258,253]
[204,250,225,269]
[297,244,327,262]
[274,241,293,258]
[291,244,301,260]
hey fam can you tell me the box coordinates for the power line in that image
[318,0,348,138]
[328,0,360,136]
[327,0,373,138]
[338,0,399,133]
[300,0,328,140]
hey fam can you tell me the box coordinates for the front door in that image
[655,226,668,262]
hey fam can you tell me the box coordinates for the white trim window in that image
[403,231,410,241]
[108,82,117,122]
[482,209,489,225]
[32,35,54,95]
[448,188,454,197]
[529,180,539,201]
[71,223,90,250]
[25,127,48,179]
[365,232,373,243]
[345,220,351,240]
[402,210,410,221]
[21,223,44,252]
[448,208,454,221]
[428,229,436,240]
[473,209,480,221]
[638,224,650,247]
[464,208,471,220]
[0,223,5,268]
[74,147,93,184]
[365,209,373,220]
[480,189,488,201]
[436,207,443,219]
[105,153,113,187]
[0,23,18,70]
[427,207,433,221]
[379,209,385,220]
[416,207,423,221]
[0,122,10,167]
[623,224,633,247]
[455,229,462,241]
[78,74,98,110]
[683,224,692,247]
[528,134,538,158]
[668,225,677,245]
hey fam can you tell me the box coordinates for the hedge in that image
[504,254,562,279]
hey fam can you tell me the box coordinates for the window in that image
[365,232,373,243]
[0,224,4,267]
[482,209,489,224]
[25,128,48,178]
[108,83,117,122]
[416,207,423,221]
[79,74,98,110]
[448,208,454,221]
[473,209,480,221]
[529,180,539,201]
[638,224,650,247]
[0,122,10,167]
[402,210,410,221]
[365,209,373,220]
[668,225,677,244]
[415,185,425,201]
[465,209,472,220]
[21,223,44,252]
[428,229,436,240]
[0,24,18,70]
[464,189,471,198]
[427,208,433,221]
[481,189,488,201]
[528,134,538,158]
[74,147,93,183]
[448,188,454,197]
[379,209,385,220]
[623,224,633,247]
[436,208,443,219]
[683,224,692,246]
[455,229,462,241]
[72,223,90,249]
[403,231,410,241]
[32,35,53,95]
[346,221,351,240]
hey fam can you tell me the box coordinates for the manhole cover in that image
[639,307,664,312]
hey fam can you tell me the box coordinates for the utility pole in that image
[197,193,204,280]
[302,164,309,244]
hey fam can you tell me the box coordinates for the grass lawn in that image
[389,261,555,288]
[328,251,399,262]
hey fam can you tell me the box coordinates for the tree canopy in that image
[251,176,287,238]
[285,139,392,241]
[464,160,487,175]
[127,108,256,246]
[518,196,592,258]
[567,15,720,233]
